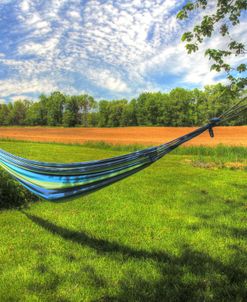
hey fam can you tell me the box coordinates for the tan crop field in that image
[0,126,246,146]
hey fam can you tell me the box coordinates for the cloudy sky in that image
[0,0,246,103]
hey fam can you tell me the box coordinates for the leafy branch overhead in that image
[177,0,247,90]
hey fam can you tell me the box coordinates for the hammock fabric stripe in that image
[0,124,211,201]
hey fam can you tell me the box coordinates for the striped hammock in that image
[0,98,246,202]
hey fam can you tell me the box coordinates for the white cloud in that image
[12,0,184,89]
[0,78,59,97]
[10,95,34,102]
[20,0,30,12]
[87,68,130,93]
[0,0,246,100]
[19,36,60,56]
[67,10,81,19]
[138,18,247,88]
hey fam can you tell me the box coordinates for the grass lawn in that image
[0,140,247,302]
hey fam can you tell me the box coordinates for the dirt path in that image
[0,126,246,146]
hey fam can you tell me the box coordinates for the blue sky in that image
[0,0,246,103]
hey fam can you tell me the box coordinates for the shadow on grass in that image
[24,212,247,301]
[23,212,170,262]
[0,170,38,210]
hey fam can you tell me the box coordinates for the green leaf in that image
[227,75,235,82]
[220,24,229,36]
[181,32,193,42]
[210,64,221,72]
[185,43,199,54]
[184,2,194,11]
[222,63,231,72]
[237,64,247,73]
[176,10,187,20]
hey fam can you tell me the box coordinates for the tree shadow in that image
[24,212,247,301]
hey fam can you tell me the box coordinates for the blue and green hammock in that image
[0,98,246,202]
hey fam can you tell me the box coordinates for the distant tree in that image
[107,100,128,127]
[0,104,10,125]
[6,102,13,125]
[167,88,194,126]
[46,91,66,126]
[135,93,149,125]
[135,92,168,126]
[62,110,75,127]
[38,94,49,125]
[8,100,30,125]
[62,96,80,127]
[77,94,96,127]
[87,101,99,127]
[121,99,138,126]
[177,0,247,91]
[203,83,238,123]
[190,88,208,125]
[26,102,44,125]
[98,100,110,127]
[0,86,245,127]
[3,100,31,126]
[88,111,99,127]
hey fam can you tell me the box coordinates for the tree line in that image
[0,84,246,127]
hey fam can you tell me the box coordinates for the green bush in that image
[0,170,38,209]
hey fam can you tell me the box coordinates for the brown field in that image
[0,126,246,147]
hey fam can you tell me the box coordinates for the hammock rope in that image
[0,97,246,201]
[218,95,247,123]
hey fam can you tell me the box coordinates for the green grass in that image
[0,140,247,301]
